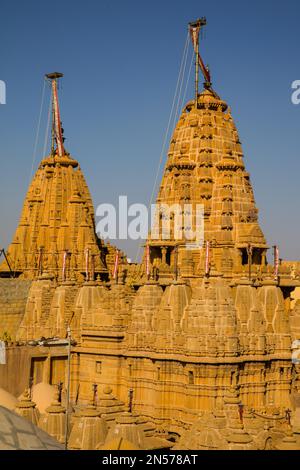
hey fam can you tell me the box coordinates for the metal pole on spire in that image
[189,19,201,108]
[195,31,199,108]
[45,72,65,157]
[51,98,55,156]
[189,17,211,106]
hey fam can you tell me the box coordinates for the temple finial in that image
[189,18,211,108]
[45,72,65,156]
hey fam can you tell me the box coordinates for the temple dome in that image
[31,382,56,414]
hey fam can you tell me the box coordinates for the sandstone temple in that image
[1,19,300,450]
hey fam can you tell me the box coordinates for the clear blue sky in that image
[0,0,299,261]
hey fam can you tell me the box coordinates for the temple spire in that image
[0,72,109,281]
[45,72,65,156]
[189,17,211,108]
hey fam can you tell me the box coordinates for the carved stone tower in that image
[147,19,267,282]
[0,73,108,282]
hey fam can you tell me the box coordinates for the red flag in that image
[37,247,43,276]
[91,254,95,281]
[274,245,279,280]
[62,250,67,281]
[146,245,150,278]
[205,241,210,276]
[85,248,90,281]
[197,52,211,84]
[113,249,119,279]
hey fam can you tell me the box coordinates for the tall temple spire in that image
[45,72,65,157]
[145,19,268,282]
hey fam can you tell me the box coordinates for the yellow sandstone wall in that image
[0,280,32,340]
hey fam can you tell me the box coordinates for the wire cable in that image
[134,32,190,263]
[28,79,46,184]
[42,89,52,158]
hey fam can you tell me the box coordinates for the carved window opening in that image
[241,249,248,265]
[252,249,262,265]
[241,248,262,265]
[150,247,161,265]
[230,370,236,386]
[95,361,102,374]
[188,371,194,385]
[166,248,171,266]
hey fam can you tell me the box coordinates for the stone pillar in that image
[161,247,167,265]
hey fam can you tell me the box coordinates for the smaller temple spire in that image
[45,72,65,156]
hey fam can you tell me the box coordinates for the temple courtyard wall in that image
[0,277,299,433]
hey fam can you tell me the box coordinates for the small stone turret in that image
[15,388,39,425]
[125,282,163,350]
[181,277,238,357]
[68,398,107,450]
[38,389,66,443]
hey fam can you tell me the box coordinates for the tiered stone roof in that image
[147,88,267,279]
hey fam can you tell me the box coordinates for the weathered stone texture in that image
[1,81,300,450]
[0,279,32,339]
